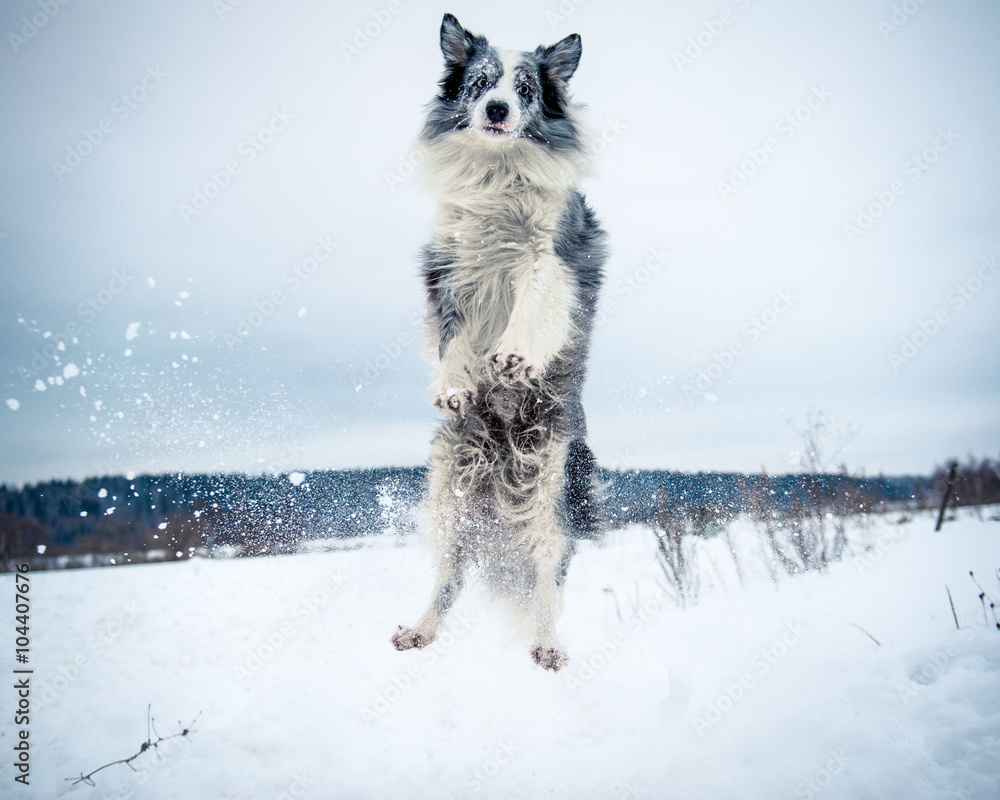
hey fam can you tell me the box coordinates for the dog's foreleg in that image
[431,334,478,416]
[392,546,467,651]
[492,254,574,380]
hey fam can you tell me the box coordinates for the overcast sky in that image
[1,0,998,487]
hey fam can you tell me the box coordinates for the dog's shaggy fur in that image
[391,13,607,671]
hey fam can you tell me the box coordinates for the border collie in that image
[391,13,607,671]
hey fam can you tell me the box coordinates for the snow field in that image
[1,509,998,799]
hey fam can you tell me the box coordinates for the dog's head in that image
[423,13,584,152]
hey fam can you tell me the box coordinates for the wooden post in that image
[935,461,958,532]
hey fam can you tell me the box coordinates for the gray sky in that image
[1,0,998,486]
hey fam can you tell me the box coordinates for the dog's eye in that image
[474,74,488,90]
[517,82,532,99]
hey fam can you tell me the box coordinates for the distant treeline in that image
[1,458,997,569]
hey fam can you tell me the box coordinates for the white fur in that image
[393,60,596,671]
[419,128,587,403]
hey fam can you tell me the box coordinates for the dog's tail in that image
[563,438,604,539]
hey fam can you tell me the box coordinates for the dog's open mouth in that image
[479,124,510,137]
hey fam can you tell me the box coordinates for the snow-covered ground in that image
[3,508,999,799]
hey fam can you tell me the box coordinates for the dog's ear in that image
[440,13,477,66]
[540,34,582,83]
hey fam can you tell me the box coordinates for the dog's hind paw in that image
[491,352,539,382]
[432,388,475,416]
[392,625,433,651]
[531,645,569,672]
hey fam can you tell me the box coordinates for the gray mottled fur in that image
[392,13,607,671]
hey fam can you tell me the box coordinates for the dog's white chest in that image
[438,197,575,359]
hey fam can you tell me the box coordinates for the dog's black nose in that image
[485,100,508,124]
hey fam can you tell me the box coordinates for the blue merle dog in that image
[392,13,607,671]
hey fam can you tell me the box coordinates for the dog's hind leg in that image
[392,542,467,651]
[526,536,572,672]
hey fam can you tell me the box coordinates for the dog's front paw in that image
[392,625,434,651]
[531,645,569,672]
[432,387,475,416]
[491,353,539,381]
